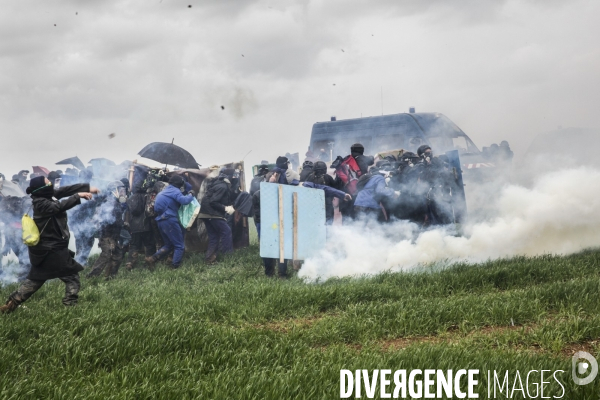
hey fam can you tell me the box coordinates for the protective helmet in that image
[375,160,391,169]
[313,161,327,172]
[350,143,365,155]
[417,145,432,157]
[302,160,314,168]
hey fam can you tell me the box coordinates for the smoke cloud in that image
[299,167,600,281]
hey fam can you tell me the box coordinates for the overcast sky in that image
[1,0,599,176]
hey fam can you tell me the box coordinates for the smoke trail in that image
[0,195,31,286]
[298,167,600,281]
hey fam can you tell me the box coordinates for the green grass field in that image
[1,230,599,399]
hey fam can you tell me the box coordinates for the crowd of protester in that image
[0,142,461,313]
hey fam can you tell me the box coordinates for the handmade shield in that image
[259,182,326,260]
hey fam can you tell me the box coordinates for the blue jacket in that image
[271,167,346,199]
[154,184,194,220]
[301,181,346,199]
[354,174,395,209]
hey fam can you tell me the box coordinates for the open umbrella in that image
[56,156,85,171]
[88,158,116,166]
[138,142,199,169]
[32,166,50,177]
[0,178,26,197]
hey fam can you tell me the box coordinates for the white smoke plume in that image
[0,252,23,286]
[299,167,600,281]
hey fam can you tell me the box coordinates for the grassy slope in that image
[1,232,599,399]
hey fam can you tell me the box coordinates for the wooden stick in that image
[128,166,134,193]
[278,184,284,263]
[293,192,298,261]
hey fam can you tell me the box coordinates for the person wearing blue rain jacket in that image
[353,164,398,221]
[145,175,194,269]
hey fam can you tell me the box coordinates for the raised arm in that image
[53,183,91,199]
[302,182,350,200]
[36,195,82,217]
[174,190,195,206]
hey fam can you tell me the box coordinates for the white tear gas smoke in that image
[0,255,24,286]
[298,167,600,281]
[0,196,31,285]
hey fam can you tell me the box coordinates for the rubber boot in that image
[206,254,217,265]
[0,299,19,314]
[144,256,156,271]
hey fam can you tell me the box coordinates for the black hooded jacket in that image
[127,184,151,233]
[27,183,89,280]
[200,174,232,218]
[250,174,266,196]
[299,166,313,182]
[31,184,90,250]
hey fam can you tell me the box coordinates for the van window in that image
[452,136,468,152]
[373,135,403,152]
[427,136,452,153]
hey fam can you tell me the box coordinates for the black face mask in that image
[31,183,54,199]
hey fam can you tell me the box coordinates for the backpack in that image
[332,155,362,195]
[22,214,51,247]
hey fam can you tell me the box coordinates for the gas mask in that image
[379,170,391,185]
[422,151,433,164]
[112,187,127,203]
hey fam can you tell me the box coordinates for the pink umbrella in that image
[32,166,50,177]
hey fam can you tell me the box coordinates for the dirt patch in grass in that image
[561,339,600,357]
[253,313,597,358]
[380,336,442,350]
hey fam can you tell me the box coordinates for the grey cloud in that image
[0,0,598,175]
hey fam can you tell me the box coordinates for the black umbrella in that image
[138,142,199,169]
[56,156,85,171]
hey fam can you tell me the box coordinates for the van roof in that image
[310,112,480,155]
[312,113,464,138]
